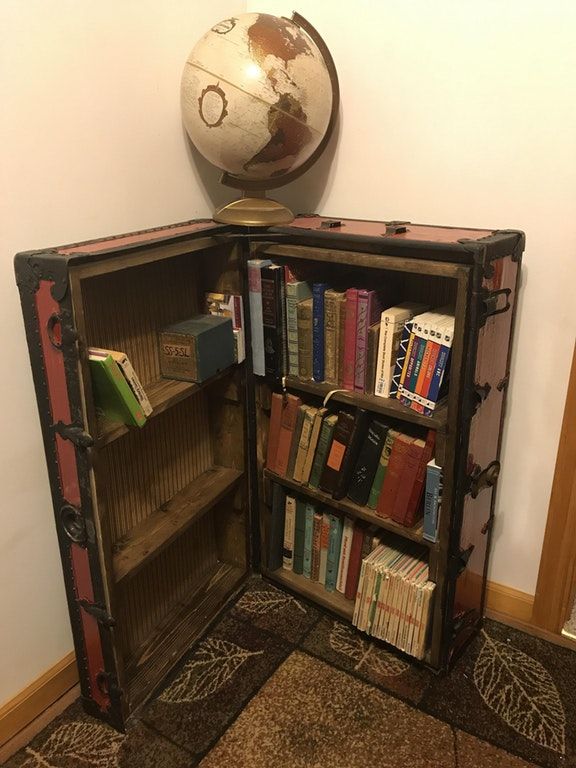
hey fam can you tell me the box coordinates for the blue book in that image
[312,283,329,382]
[423,316,455,414]
[325,514,343,592]
[303,503,316,578]
[292,499,307,575]
[423,460,442,542]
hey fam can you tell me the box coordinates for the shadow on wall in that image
[181,106,342,219]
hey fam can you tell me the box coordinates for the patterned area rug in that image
[7,577,575,768]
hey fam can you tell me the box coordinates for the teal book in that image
[303,503,316,578]
[308,413,338,488]
[286,280,312,376]
[325,514,343,592]
[292,499,307,575]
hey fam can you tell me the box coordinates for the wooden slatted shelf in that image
[113,466,244,583]
[263,566,354,621]
[97,364,238,447]
[126,561,246,709]
[284,376,448,430]
[264,468,433,549]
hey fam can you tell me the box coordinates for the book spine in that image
[342,288,358,390]
[318,512,331,585]
[423,463,442,542]
[367,429,396,509]
[93,355,146,427]
[337,294,347,386]
[365,322,380,396]
[309,416,336,489]
[405,429,436,526]
[286,405,305,479]
[347,420,387,507]
[261,266,283,379]
[275,394,302,477]
[325,514,343,592]
[293,407,315,483]
[247,261,267,376]
[323,291,338,384]
[344,524,365,600]
[310,511,323,581]
[354,291,371,392]
[332,409,370,500]
[115,355,153,416]
[285,286,300,377]
[390,441,425,525]
[400,333,419,396]
[303,503,315,578]
[292,499,307,574]
[301,408,325,485]
[267,484,286,571]
[312,283,328,381]
[423,344,451,412]
[266,392,284,473]
[319,411,354,495]
[376,435,411,518]
[283,495,296,570]
[390,320,413,397]
[297,299,313,380]
[336,516,354,593]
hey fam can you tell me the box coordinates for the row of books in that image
[267,484,434,659]
[266,393,437,530]
[247,259,454,413]
[352,541,435,659]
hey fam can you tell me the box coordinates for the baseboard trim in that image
[485,580,534,623]
[0,652,78,749]
[0,579,541,749]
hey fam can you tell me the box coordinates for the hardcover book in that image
[336,516,354,593]
[267,483,286,571]
[247,258,272,376]
[365,321,380,396]
[324,289,346,385]
[261,264,285,379]
[310,511,324,581]
[293,406,317,483]
[286,280,312,376]
[342,288,359,390]
[301,407,327,485]
[367,428,398,509]
[347,420,389,507]
[286,405,306,479]
[88,348,152,417]
[376,433,414,518]
[312,283,329,381]
[292,499,307,575]
[332,408,371,500]
[344,523,365,600]
[391,438,426,526]
[266,392,284,473]
[204,291,245,363]
[354,290,382,393]
[275,394,302,477]
[319,411,355,495]
[297,298,313,380]
[303,503,315,578]
[318,511,331,585]
[89,351,147,428]
[309,413,338,489]
[283,495,296,570]
[325,514,343,592]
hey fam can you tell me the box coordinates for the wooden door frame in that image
[532,340,576,633]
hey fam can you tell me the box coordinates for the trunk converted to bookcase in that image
[15,215,523,730]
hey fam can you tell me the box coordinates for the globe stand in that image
[213,192,294,227]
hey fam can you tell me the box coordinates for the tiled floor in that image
[6,577,576,768]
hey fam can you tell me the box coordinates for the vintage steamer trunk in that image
[15,215,523,730]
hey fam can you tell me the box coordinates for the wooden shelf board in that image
[263,567,354,621]
[126,561,246,710]
[97,365,238,447]
[113,466,244,583]
[284,376,448,430]
[264,469,432,549]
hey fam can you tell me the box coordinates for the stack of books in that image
[352,541,435,660]
[266,395,436,529]
[247,259,454,413]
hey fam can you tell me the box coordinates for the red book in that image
[266,393,284,472]
[344,523,365,600]
[275,394,302,476]
[376,433,413,518]
[342,288,359,390]
[390,438,426,525]
[403,429,436,527]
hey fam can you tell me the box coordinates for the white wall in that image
[0,0,243,707]
[2,0,575,707]
[245,0,576,595]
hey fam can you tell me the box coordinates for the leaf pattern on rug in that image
[329,621,408,677]
[22,721,124,768]
[473,629,566,754]
[236,589,306,615]
[159,637,263,704]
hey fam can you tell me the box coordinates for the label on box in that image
[160,334,197,379]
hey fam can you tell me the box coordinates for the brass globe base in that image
[213,197,294,227]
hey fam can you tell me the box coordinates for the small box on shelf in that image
[159,314,235,383]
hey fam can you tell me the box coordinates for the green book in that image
[367,428,397,509]
[286,281,312,376]
[308,413,338,488]
[325,514,343,592]
[303,503,316,578]
[89,352,146,427]
[292,499,307,575]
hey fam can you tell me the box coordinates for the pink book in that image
[342,288,359,390]
[354,290,382,392]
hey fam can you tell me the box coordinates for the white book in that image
[283,495,296,571]
[374,303,429,398]
[336,516,354,593]
[247,259,271,376]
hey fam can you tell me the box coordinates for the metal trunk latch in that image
[466,460,500,498]
[479,288,511,326]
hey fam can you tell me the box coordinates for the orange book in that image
[275,394,302,476]
[376,433,413,518]
[391,439,426,525]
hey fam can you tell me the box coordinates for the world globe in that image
[181,12,339,225]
